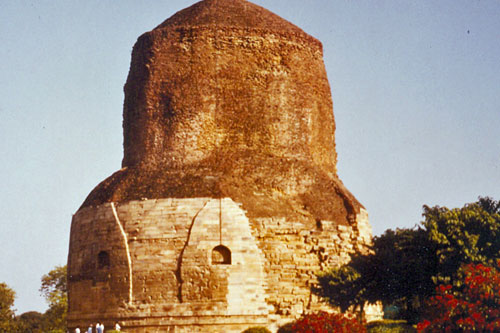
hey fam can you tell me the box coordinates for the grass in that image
[366,320,416,333]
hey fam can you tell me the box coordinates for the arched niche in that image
[211,245,231,265]
[97,251,110,269]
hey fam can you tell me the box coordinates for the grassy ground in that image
[366,320,416,333]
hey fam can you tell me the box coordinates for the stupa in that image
[67,0,373,331]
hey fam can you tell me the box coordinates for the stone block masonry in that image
[68,198,371,332]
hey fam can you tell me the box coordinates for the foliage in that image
[40,265,67,332]
[316,227,437,322]
[368,228,437,306]
[367,228,437,323]
[316,197,500,323]
[242,326,272,333]
[417,260,500,332]
[0,282,17,332]
[287,311,366,333]
[40,265,67,306]
[317,264,370,316]
[422,197,500,286]
[16,311,44,332]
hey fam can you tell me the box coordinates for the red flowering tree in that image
[417,260,500,332]
[288,311,366,333]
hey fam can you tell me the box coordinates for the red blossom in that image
[290,311,366,333]
[417,261,500,332]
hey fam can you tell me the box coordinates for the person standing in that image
[75,327,80,333]
[87,324,93,333]
[114,322,121,331]
[96,322,104,333]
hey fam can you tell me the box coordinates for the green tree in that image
[368,228,438,321]
[315,197,500,323]
[40,265,67,333]
[316,227,437,322]
[0,282,17,332]
[316,258,374,319]
[16,311,43,333]
[422,196,500,286]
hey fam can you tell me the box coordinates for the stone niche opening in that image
[97,251,110,269]
[211,245,231,265]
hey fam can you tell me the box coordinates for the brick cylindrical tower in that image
[68,0,373,331]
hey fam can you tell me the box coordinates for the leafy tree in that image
[370,228,437,302]
[316,227,437,322]
[16,311,43,333]
[40,265,67,332]
[422,196,500,286]
[0,282,17,332]
[315,197,500,323]
[367,228,438,322]
[316,257,376,320]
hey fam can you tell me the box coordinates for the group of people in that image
[74,321,120,333]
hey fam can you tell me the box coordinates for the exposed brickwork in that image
[68,0,377,331]
[81,0,362,226]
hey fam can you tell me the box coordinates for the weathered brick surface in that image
[68,0,378,331]
[81,0,362,227]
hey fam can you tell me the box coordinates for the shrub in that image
[417,260,500,332]
[242,326,272,333]
[286,311,366,333]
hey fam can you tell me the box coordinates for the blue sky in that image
[1,0,499,314]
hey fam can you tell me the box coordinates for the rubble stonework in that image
[68,0,375,331]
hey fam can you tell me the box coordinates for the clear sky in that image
[1,0,499,315]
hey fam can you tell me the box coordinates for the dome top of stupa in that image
[153,0,314,42]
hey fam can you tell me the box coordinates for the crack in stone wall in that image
[174,199,210,303]
[111,202,134,305]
